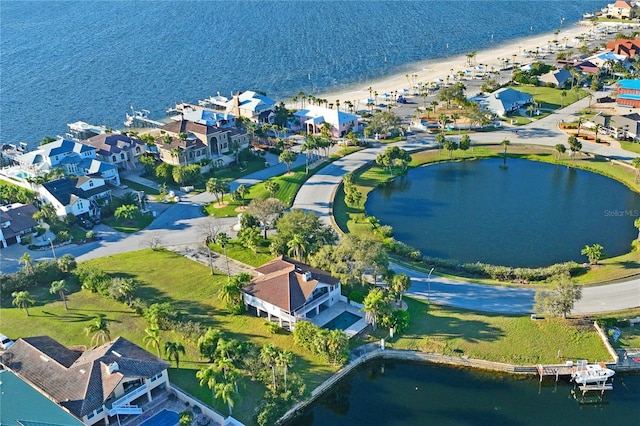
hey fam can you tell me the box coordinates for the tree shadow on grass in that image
[405,302,505,344]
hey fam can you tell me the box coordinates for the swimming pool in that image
[140,409,179,426]
[14,171,28,179]
[322,311,362,331]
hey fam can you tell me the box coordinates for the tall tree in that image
[632,157,640,183]
[196,364,221,401]
[248,198,286,238]
[362,288,388,330]
[85,315,111,346]
[581,243,604,265]
[50,280,69,310]
[57,254,77,273]
[554,143,566,161]
[264,180,280,199]
[279,150,297,174]
[165,341,186,368]
[534,273,582,319]
[276,350,294,391]
[215,232,231,277]
[287,233,310,261]
[260,343,279,390]
[391,273,412,304]
[143,327,162,357]
[214,382,236,416]
[19,253,34,275]
[12,290,35,316]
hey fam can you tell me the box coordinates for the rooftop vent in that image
[111,350,122,358]
[106,362,119,375]
[39,355,49,362]
[302,271,313,282]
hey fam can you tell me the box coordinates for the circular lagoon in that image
[365,158,640,267]
[285,360,640,425]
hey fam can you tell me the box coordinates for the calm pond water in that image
[286,360,640,426]
[365,158,640,267]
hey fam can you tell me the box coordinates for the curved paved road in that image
[292,92,640,315]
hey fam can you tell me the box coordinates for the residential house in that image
[473,87,533,117]
[0,336,170,426]
[606,38,640,58]
[584,51,630,72]
[15,138,121,185]
[611,113,640,139]
[82,134,146,171]
[605,0,638,19]
[293,105,359,137]
[0,370,85,426]
[539,68,573,88]
[616,79,640,108]
[40,176,110,220]
[0,203,38,248]
[242,256,342,330]
[226,91,276,124]
[156,119,249,168]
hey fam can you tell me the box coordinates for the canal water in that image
[286,360,640,425]
[365,158,640,267]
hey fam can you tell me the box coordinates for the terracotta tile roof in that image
[0,336,169,417]
[244,256,339,313]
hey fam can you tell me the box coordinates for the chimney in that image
[302,271,313,282]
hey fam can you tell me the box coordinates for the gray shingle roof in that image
[0,336,169,417]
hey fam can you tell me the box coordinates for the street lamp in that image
[427,267,435,303]
[48,238,57,260]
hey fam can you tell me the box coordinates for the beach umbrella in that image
[383,93,391,99]
[401,88,409,94]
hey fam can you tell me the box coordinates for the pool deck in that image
[311,301,368,338]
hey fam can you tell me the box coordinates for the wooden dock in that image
[577,383,613,394]
[535,364,574,382]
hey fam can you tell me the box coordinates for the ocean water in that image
[1,0,605,147]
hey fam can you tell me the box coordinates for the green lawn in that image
[103,213,155,233]
[383,299,612,364]
[619,141,640,154]
[3,249,622,423]
[508,85,587,110]
[1,249,334,425]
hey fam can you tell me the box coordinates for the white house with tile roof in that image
[226,91,277,124]
[81,133,146,171]
[293,105,359,137]
[242,256,342,330]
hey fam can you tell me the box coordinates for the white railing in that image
[107,383,148,414]
[108,404,142,416]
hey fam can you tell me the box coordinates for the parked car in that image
[0,333,14,350]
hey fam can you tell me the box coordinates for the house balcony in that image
[106,383,148,416]
[293,291,331,318]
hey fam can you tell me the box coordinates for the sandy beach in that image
[311,21,600,108]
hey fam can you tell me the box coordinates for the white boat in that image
[571,361,615,385]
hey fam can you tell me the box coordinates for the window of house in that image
[112,155,117,161]
[189,152,193,158]
[96,407,104,414]
[121,153,125,160]
[87,412,95,420]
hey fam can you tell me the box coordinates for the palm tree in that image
[85,315,111,347]
[57,254,77,273]
[560,90,567,108]
[633,157,640,183]
[214,382,236,416]
[143,327,162,357]
[265,180,280,198]
[260,343,279,390]
[196,364,220,401]
[287,233,309,261]
[215,232,231,277]
[12,290,35,316]
[554,143,566,161]
[50,280,69,310]
[19,253,34,275]
[501,138,510,155]
[362,288,386,330]
[276,350,294,391]
[391,273,412,305]
[170,147,181,165]
[164,341,186,369]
